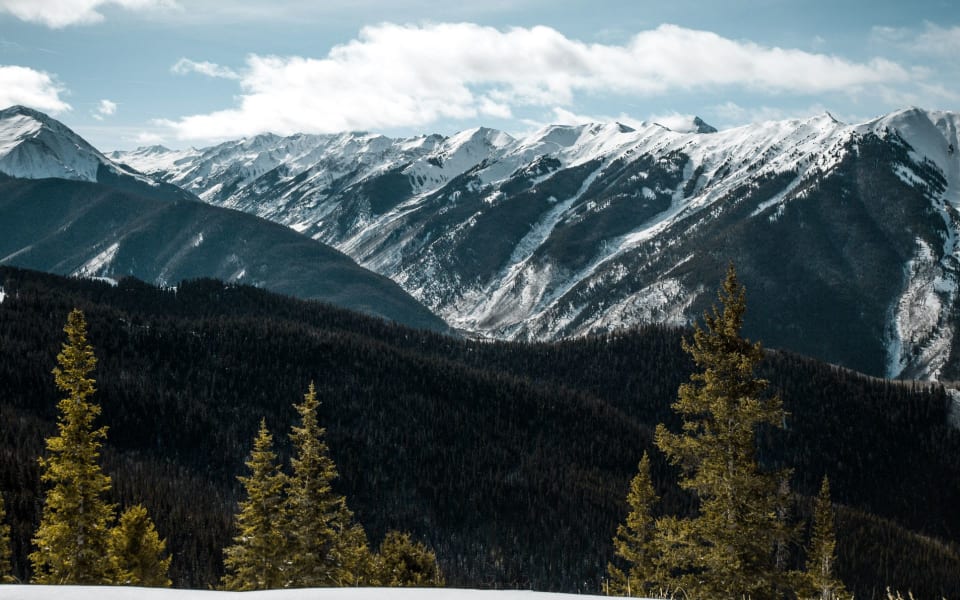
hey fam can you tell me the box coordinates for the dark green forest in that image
[0,266,958,597]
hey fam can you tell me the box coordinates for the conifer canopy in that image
[30,309,118,584]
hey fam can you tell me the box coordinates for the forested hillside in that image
[0,267,958,597]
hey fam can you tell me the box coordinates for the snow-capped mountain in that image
[0,105,196,202]
[112,107,960,379]
[0,107,446,332]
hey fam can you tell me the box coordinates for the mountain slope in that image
[1,267,958,596]
[118,108,960,379]
[0,107,446,332]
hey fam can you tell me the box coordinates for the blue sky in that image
[0,0,957,150]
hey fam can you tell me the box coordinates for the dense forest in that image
[0,266,958,597]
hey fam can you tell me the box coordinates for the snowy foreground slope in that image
[7,587,609,600]
[116,108,960,380]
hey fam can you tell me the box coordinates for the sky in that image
[0,0,957,150]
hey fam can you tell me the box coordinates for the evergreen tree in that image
[110,504,172,587]
[806,476,847,600]
[654,265,794,600]
[222,419,288,591]
[30,309,118,584]
[0,491,14,583]
[285,382,371,587]
[607,452,661,596]
[373,530,444,587]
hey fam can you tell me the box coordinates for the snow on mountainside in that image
[109,107,960,380]
[0,105,155,185]
[0,107,447,332]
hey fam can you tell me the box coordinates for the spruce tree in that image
[285,382,371,587]
[654,265,794,600]
[607,452,661,597]
[222,419,288,591]
[30,309,118,584]
[0,491,14,583]
[806,476,847,600]
[373,531,444,587]
[110,504,172,587]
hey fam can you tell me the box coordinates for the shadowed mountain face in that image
[0,106,446,332]
[119,108,960,379]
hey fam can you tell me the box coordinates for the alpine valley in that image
[111,107,960,380]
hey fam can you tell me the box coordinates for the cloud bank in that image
[0,0,176,28]
[0,65,71,113]
[160,22,914,141]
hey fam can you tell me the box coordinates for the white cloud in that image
[158,22,914,141]
[0,65,71,113]
[710,101,831,127]
[872,23,960,59]
[904,24,960,57]
[91,98,117,120]
[171,58,241,80]
[0,0,177,28]
[135,131,165,145]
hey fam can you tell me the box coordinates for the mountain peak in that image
[692,116,718,133]
[0,104,52,122]
[0,104,108,182]
[652,114,717,134]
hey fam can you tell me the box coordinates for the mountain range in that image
[0,105,446,332]
[112,107,960,380]
[2,103,959,379]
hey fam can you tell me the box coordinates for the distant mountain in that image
[117,108,960,379]
[0,106,446,332]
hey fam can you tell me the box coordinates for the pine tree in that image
[30,309,118,584]
[806,476,847,600]
[110,504,172,587]
[654,265,794,600]
[222,419,288,591]
[607,452,661,597]
[285,382,371,587]
[373,531,444,587]
[0,491,14,583]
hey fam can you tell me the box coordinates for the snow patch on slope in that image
[886,239,956,379]
[74,242,120,279]
[580,278,698,334]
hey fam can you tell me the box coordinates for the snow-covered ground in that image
[6,587,610,600]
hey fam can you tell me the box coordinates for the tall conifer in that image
[30,309,118,584]
[285,382,371,587]
[111,504,172,587]
[607,452,661,596]
[806,476,847,600]
[222,419,288,590]
[0,491,14,583]
[654,265,794,599]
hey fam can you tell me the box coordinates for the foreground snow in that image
[6,586,611,600]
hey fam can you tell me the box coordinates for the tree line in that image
[0,266,958,597]
[0,308,441,589]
